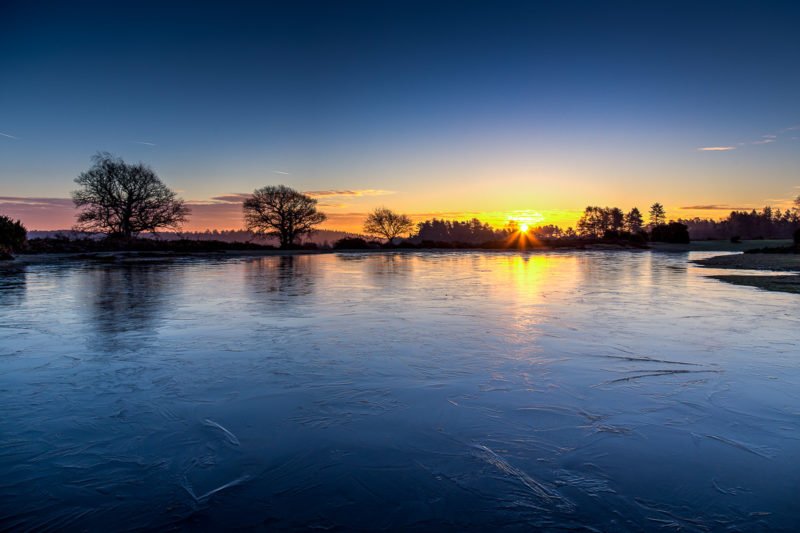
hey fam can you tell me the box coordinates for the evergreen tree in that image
[649,202,666,227]
[625,207,643,233]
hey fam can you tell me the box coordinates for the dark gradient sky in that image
[1,1,799,230]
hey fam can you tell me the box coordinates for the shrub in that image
[0,215,27,257]
[651,222,690,243]
[794,228,800,245]
[334,237,372,249]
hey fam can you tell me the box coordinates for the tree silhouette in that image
[651,221,690,243]
[610,208,625,232]
[625,207,643,233]
[676,205,800,240]
[577,206,610,237]
[243,185,326,248]
[0,215,27,258]
[649,202,666,227]
[72,152,189,238]
[363,208,414,245]
[415,217,504,244]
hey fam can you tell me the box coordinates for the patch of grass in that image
[708,274,800,295]
[652,239,793,252]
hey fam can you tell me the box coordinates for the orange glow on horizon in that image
[501,209,545,235]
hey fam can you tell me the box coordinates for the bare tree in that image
[363,207,413,245]
[72,152,189,238]
[243,185,326,248]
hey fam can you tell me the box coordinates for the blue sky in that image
[1,1,798,230]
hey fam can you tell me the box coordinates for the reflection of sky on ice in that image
[1,251,798,530]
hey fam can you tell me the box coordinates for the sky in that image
[1,0,799,232]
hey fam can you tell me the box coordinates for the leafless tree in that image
[72,152,189,238]
[363,207,413,245]
[243,185,326,247]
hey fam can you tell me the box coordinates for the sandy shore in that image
[693,253,800,295]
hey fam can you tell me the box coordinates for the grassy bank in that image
[651,239,792,253]
[693,253,800,272]
[705,274,800,294]
[693,251,800,295]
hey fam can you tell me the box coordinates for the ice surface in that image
[1,251,798,530]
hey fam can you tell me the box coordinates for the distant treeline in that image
[411,218,507,244]
[553,203,800,242]
[28,228,364,247]
[677,207,799,240]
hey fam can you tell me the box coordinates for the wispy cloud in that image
[0,196,73,208]
[134,141,156,146]
[0,132,18,139]
[698,146,736,151]
[680,204,750,210]
[305,189,395,198]
[0,197,76,230]
[195,189,395,205]
[200,194,252,204]
[271,170,291,175]
[701,126,799,150]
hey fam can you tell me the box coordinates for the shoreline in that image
[2,239,795,265]
[4,244,648,265]
[3,237,789,264]
[693,253,800,295]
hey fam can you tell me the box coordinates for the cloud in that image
[762,134,777,138]
[134,141,156,146]
[201,189,395,204]
[0,132,18,139]
[697,146,736,151]
[271,170,291,175]
[203,193,252,204]
[305,189,395,198]
[780,125,800,133]
[752,139,775,144]
[0,196,74,209]
[193,189,394,207]
[0,196,76,229]
[680,204,751,210]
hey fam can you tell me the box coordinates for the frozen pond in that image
[1,251,799,531]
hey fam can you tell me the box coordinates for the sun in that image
[504,210,545,233]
